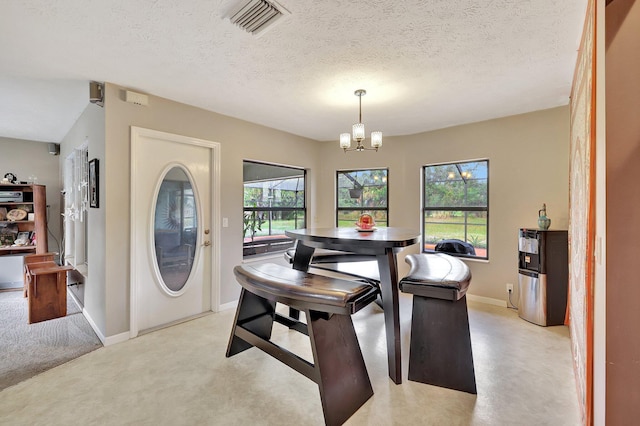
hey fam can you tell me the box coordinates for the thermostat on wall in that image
[125,90,149,106]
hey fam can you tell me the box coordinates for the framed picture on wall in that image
[89,158,99,208]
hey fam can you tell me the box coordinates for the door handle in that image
[203,241,211,247]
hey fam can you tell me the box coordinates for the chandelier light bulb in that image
[352,123,365,141]
[371,131,382,149]
[340,133,351,149]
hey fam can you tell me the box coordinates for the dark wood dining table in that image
[285,227,420,384]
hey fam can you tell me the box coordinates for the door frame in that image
[129,126,221,338]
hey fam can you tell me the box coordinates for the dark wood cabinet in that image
[0,184,48,256]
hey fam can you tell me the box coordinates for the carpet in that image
[0,289,103,391]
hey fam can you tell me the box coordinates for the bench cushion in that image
[234,263,379,315]
[399,253,471,301]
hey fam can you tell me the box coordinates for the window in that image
[336,169,388,227]
[243,161,306,257]
[63,143,89,271]
[153,167,197,291]
[422,160,488,259]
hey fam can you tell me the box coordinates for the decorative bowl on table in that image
[355,213,376,232]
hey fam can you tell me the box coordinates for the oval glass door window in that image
[153,166,198,292]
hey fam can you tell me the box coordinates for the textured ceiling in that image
[0,0,588,143]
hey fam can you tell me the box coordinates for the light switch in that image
[222,217,229,228]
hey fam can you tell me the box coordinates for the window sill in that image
[242,252,286,263]
[65,257,88,278]
[422,250,489,263]
[462,257,489,264]
[74,263,88,277]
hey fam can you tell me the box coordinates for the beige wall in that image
[318,106,570,302]
[54,83,570,340]
[102,83,320,338]
[605,0,640,421]
[58,102,106,333]
[0,137,62,256]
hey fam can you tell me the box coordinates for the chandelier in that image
[339,89,382,153]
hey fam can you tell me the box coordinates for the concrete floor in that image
[0,295,580,425]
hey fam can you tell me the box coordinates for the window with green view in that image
[336,169,388,227]
[243,161,306,257]
[422,160,489,259]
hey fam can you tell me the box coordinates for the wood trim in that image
[32,184,48,254]
[585,1,598,423]
[568,0,596,423]
[29,265,74,275]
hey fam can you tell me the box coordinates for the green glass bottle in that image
[538,203,551,230]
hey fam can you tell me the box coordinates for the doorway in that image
[130,127,220,337]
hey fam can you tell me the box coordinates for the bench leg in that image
[308,310,373,426]
[407,295,477,394]
[288,242,316,322]
[226,288,276,357]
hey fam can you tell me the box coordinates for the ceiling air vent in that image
[227,0,290,36]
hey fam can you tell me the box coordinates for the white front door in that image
[130,127,220,336]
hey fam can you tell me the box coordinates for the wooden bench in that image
[23,252,57,297]
[23,252,74,324]
[284,247,377,266]
[226,263,379,426]
[285,247,381,311]
[399,253,477,394]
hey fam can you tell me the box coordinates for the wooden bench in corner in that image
[226,263,379,426]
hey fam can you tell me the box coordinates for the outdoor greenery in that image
[243,174,305,244]
[243,200,265,242]
[337,210,388,227]
[423,213,487,248]
[245,216,306,238]
[337,169,388,227]
[423,160,489,257]
[241,160,489,257]
[423,162,487,208]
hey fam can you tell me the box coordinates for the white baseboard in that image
[66,290,107,345]
[67,290,107,346]
[79,306,130,346]
[0,281,23,290]
[81,307,105,344]
[218,300,238,311]
[103,331,131,346]
[467,293,507,307]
